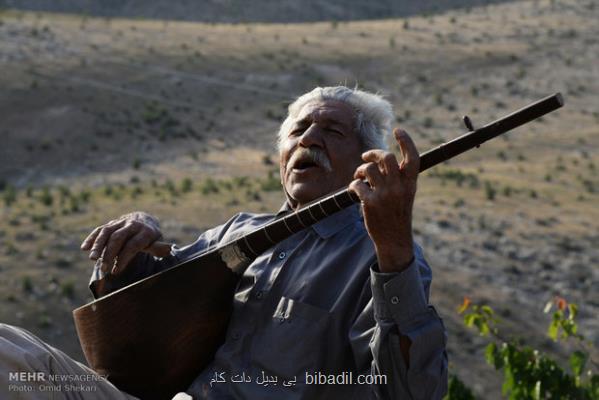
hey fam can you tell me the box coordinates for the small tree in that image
[445,297,598,399]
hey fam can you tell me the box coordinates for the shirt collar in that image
[276,201,362,239]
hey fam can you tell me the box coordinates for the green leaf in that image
[561,320,574,338]
[570,322,578,335]
[569,351,587,377]
[548,320,559,341]
[481,305,494,316]
[485,342,504,370]
[485,342,496,364]
[590,375,599,398]
[502,367,514,396]
[464,314,476,327]
[444,375,476,400]
[533,380,541,400]
[568,303,578,319]
[480,322,490,336]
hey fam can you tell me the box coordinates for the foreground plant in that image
[445,296,598,399]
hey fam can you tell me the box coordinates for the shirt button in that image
[256,291,263,299]
[391,296,400,305]
[232,332,240,340]
[278,251,286,260]
[279,316,286,323]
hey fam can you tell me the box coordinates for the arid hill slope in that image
[0,0,597,397]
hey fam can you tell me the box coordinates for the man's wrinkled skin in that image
[350,128,419,273]
[80,211,165,275]
[278,100,363,208]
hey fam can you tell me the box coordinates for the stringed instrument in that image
[73,93,563,399]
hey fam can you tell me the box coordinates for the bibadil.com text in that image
[305,372,387,385]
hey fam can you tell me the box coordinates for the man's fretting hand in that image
[80,211,167,275]
[349,128,420,273]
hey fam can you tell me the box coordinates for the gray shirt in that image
[90,204,447,399]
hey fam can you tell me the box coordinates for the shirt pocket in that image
[251,296,332,380]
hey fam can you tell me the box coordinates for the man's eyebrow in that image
[295,113,348,127]
[294,117,310,125]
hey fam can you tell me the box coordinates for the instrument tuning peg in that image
[462,115,480,148]
[463,115,475,131]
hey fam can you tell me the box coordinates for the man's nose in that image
[298,124,323,148]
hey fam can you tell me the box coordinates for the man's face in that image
[279,99,363,208]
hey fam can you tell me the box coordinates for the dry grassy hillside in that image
[0,0,598,397]
[1,0,521,23]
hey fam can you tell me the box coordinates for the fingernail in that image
[111,265,118,275]
[89,251,99,260]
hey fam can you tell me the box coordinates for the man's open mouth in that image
[292,160,319,171]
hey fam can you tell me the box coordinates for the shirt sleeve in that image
[367,244,448,399]
[88,212,262,298]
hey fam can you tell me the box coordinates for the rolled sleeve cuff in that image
[370,259,429,328]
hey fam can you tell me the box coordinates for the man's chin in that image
[286,184,328,208]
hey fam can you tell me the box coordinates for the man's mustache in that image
[287,147,333,172]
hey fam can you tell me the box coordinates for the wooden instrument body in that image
[73,250,240,400]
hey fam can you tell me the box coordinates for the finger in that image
[349,179,372,203]
[89,220,126,260]
[101,224,140,273]
[394,128,420,178]
[362,150,389,175]
[354,162,384,187]
[112,231,153,275]
[82,218,120,250]
[81,225,102,250]
[362,150,400,177]
[144,241,173,258]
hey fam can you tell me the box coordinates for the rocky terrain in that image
[0,0,598,397]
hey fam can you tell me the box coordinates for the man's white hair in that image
[277,86,393,151]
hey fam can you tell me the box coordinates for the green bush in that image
[22,276,33,293]
[39,187,53,206]
[430,168,480,188]
[165,179,177,196]
[446,375,476,400]
[2,184,16,206]
[485,181,497,201]
[445,297,599,399]
[181,177,193,193]
[201,178,220,195]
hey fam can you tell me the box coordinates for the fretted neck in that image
[238,188,359,258]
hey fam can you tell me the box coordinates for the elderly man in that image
[0,86,447,399]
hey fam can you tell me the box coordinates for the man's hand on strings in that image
[80,211,166,275]
[349,128,420,273]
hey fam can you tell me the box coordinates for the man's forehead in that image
[294,99,356,125]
